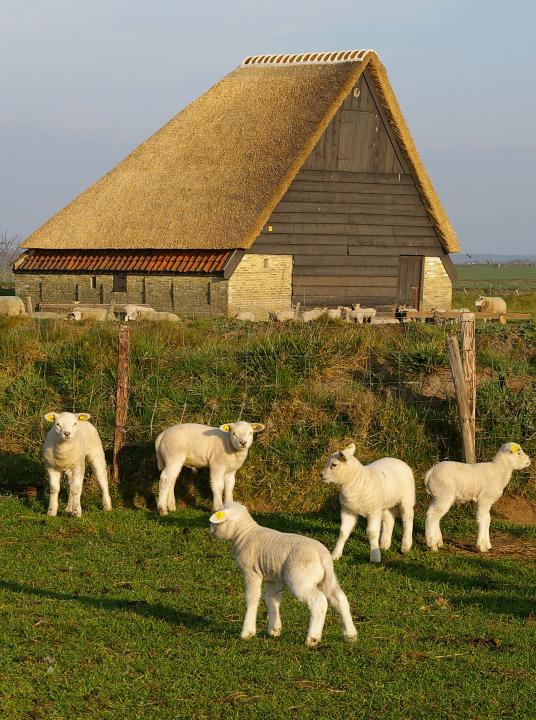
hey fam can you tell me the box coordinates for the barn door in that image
[398,256,423,308]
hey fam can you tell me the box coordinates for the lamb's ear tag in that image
[44,412,57,423]
[219,424,231,432]
[252,423,265,432]
[78,413,91,422]
[210,510,227,524]
[510,443,521,454]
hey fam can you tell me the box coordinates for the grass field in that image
[455,264,536,294]
[0,497,535,720]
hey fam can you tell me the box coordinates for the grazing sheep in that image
[474,296,507,314]
[425,443,531,553]
[0,296,26,316]
[43,411,112,517]
[270,310,295,322]
[322,443,415,563]
[301,307,324,322]
[234,311,255,321]
[352,304,377,323]
[155,421,265,514]
[209,502,357,647]
[70,308,108,321]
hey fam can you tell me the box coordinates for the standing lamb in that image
[351,304,377,323]
[0,296,26,316]
[322,443,415,563]
[209,502,357,647]
[474,296,507,314]
[43,411,112,517]
[425,443,531,553]
[154,421,265,515]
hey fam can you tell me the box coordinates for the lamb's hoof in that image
[380,543,391,551]
[240,631,256,640]
[401,544,412,555]
[370,551,381,563]
[331,552,342,561]
[103,502,112,512]
[477,544,490,553]
[345,632,357,643]
[157,507,168,517]
[47,510,57,517]
[268,628,281,638]
[305,636,320,648]
[68,509,82,518]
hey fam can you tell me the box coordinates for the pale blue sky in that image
[1,0,535,253]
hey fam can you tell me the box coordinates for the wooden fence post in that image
[25,295,34,317]
[446,335,476,464]
[112,324,130,484]
[460,312,476,458]
[106,295,116,322]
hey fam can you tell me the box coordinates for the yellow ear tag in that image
[510,443,520,454]
[215,511,225,520]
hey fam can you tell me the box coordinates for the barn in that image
[14,49,460,318]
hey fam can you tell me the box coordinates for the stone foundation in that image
[421,257,452,311]
[227,253,293,320]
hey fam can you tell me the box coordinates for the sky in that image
[1,0,535,254]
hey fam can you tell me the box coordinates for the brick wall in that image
[421,257,453,311]
[227,254,293,320]
[15,274,228,317]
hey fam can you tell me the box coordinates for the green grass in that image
[454,264,536,294]
[0,498,534,720]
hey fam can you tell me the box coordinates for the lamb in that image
[425,443,531,553]
[270,310,295,322]
[70,308,108,321]
[351,304,377,323]
[322,443,415,563]
[234,312,255,321]
[125,305,179,322]
[0,296,26,316]
[209,502,357,647]
[43,411,112,517]
[326,308,342,320]
[301,307,324,322]
[474,296,507,314]
[154,420,265,515]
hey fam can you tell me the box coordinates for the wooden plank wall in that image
[250,70,449,308]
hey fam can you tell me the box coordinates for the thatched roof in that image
[23,50,459,253]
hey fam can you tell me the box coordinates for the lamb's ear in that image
[341,443,356,459]
[219,423,233,432]
[209,510,228,524]
[509,443,521,454]
[251,423,265,433]
[337,451,347,463]
[44,412,58,423]
[77,413,91,422]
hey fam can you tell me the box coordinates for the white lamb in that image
[474,296,507,314]
[0,296,26,316]
[301,307,324,322]
[270,310,295,322]
[43,411,112,517]
[234,312,255,321]
[351,304,377,323]
[322,443,415,563]
[70,308,108,321]
[425,443,531,553]
[154,420,265,515]
[124,304,155,321]
[209,502,357,647]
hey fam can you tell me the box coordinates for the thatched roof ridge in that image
[23,50,459,253]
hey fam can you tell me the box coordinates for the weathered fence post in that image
[446,335,476,464]
[106,295,116,322]
[25,295,34,317]
[460,312,476,457]
[113,324,130,484]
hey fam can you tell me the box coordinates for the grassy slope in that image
[0,498,535,720]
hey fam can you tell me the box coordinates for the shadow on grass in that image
[0,451,43,493]
[0,578,224,633]
[388,558,536,618]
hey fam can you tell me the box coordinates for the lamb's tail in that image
[424,468,434,495]
[155,432,165,472]
[319,551,338,596]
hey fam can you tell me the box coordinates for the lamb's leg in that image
[209,468,225,511]
[425,497,453,551]
[47,468,62,516]
[241,572,262,639]
[223,471,236,506]
[264,582,283,637]
[367,512,383,563]
[64,470,73,513]
[157,457,184,516]
[380,508,396,550]
[476,500,493,552]
[297,587,328,647]
[399,500,414,554]
[332,509,357,560]
[89,452,112,511]
[67,466,84,517]
[325,582,357,641]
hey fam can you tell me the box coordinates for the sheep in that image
[326,308,342,320]
[346,310,364,324]
[209,502,357,647]
[425,443,531,553]
[322,443,415,563]
[351,304,377,323]
[125,305,179,322]
[234,311,255,321]
[32,311,68,320]
[43,411,112,517]
[371,317,400,325]
[0,296,26,316]
[301,307,324,322]
[474,296,507,314]
[270,309,295,322]
[154,420,265,515]
[69,308,108,321]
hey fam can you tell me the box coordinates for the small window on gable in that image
[113,274,127,293]
[263,258,270,269]
[90,276,97,289]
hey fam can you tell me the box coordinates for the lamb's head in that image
[69,310,82,321]
[219,421,265,451]
[474,296,485,308]
[124,305,140,322]
[209,502,251,540]
[495,443,531,470]
[321,443,360,484]
[44,411,91,442]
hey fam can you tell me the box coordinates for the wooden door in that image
[398,256,423,308]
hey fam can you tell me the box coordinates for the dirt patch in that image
[420,367,497,401]
[450,533,536,560]
[495,496,536,525]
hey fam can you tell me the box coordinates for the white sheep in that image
[425,443,531,553]
[301,307,324,322]
[345,309,364,324]
[70,308,108,321]
[0,296,26,316]
[43,411,112,517]
[322,443,415,563]
[209,502,357,647]
[270,310,295,322]
[371,317,400,325]
[326,308,342,320]
[474,296,507,314]
[124,304,155,321]
[234,311,255,321]
[154,420,265,514]
[351,304,377,323]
